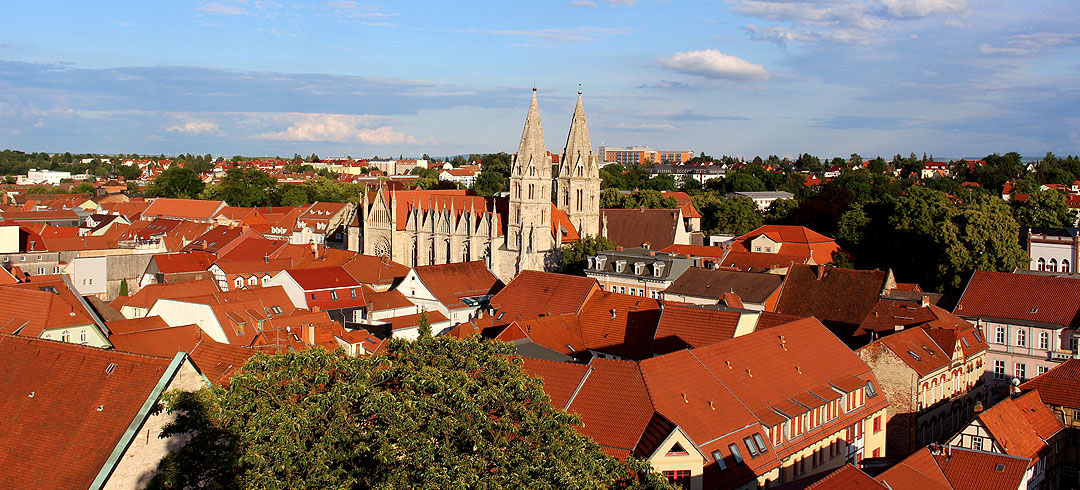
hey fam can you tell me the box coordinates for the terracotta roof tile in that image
[110,278,219,311]
[577,291,661,360]
[489,270,598,322]
[955,271,1080,328]
[412,261,503,311]
[976,390,1063,461]
[600,208,683,250]
[143,197,226,220]
[341,254,410,287]
[652,304,743,355]
[775,264,888,334]
[0,335,179,489]
[1019,358,1080,409]
[803,464,886,489]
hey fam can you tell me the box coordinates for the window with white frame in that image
[234,277,243,289]
[995,326,1005,344]
[993,360,1005,380]
[1039,331,1049,350]
[248,276,258,285]
[61,330,70,342]
[1037,365,1049,376]
[262,275,271,285]
[1014,362,1026,380]
[1017,329,1026,347]
[1063,259,1071,273]
[1037,258,1046,271]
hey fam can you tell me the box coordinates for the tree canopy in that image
[147,166,205,199]
[561,234,618,275]
[147,338,672,490]
[1012,189,1077,228]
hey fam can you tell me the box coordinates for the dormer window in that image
[634,262,645,275]
[615,260,626,273]
[595,256,607,270]
[653,262,665,277]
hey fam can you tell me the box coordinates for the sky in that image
[1,0,1078,160]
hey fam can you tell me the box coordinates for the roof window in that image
[728,443,743,463]
[908,350,921,361]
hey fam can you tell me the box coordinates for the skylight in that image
[908,350,921,361]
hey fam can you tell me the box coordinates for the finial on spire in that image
[578,83,582,95]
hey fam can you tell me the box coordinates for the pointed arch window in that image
[1037,258,1046,271]
[1063,259,1071,273]
[528,184,534,200]
[577,165,584,177]
[1049,258,1058,272]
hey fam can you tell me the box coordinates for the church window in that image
[530,166,536,177]
[577,165,584,177]
[564,190,570,206]
[515,184,521,199]
[445,240,451,263]
[462,243,471,262]
[528,184,534,200]
[429,239,435,265]
[576,189,583,211]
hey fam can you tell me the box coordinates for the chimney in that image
[303,323,315,345]
[616,246,624,251]
[920,295,930,307]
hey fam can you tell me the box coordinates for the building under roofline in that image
[585,246,693,299]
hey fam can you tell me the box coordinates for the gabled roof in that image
[873,327,953,377]
[731,225,840,264]
[664,268,784,304]
[879,446,1029,490]
[412,261,504,311]
[775,264,888,332]
[151,251,216,274]
[576,290,661,360]
[489,270,597,323]
[283,266,362,291]
[975,390,1063,461]
[803,464,887,489]
[110,279,219,311]
[652,304,744,355]
[3,278,99,335]
[341,254,410,287]
[600,208,683,250]
[500,313,587,357]
[0,335,185,489]
[954,271,1080,328]
[1019,358,1080,409]
[720,251,808,271]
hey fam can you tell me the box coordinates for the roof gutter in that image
[89,352,193,490]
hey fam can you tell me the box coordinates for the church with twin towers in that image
[352,88,601,281]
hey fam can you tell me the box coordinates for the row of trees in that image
[148,335,673,490]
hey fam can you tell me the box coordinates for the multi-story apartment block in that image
[599,145,693,165]
[954,271,1080,395]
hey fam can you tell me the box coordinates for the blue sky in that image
[1,0,1078,159]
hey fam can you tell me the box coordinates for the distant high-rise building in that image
[598,146,693,165]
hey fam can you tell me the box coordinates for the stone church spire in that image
[507,88,553,255]
[557,90,601,238]
[515,88,547,170]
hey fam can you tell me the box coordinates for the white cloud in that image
[258,113,414,144]
[324,0,394,18]
[878,0,966,19]
[609,0,637,5]
[979,33,1080,56]
[745,24,871,45]
[570,0,598,6]
[197,2,251,15]
[167,121,219,134]
[659,49,770,81]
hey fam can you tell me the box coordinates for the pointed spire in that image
[514,88,547,173]
[562,89,593,172]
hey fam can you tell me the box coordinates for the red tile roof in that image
[0,335,182,489]
[577,291,661,360]
[804,464,887,489]
[775,264,889,333]
[1019,358,1080,409]
[976,390,1063,461]
[550,204,580,243]
[341,254,410,287]
[412,261,503,311]
[499,313,587,357]
[955,271,1080,328]
[658,244,727,259]
[105,316,173,335]
[490,270,598,323]
[110,278,219,311]
[143,197,226,220]
[151,251,216,274]
[754,311,806,331]
[731,225,841,264]
[652,304,743,355]
[664,267,784,305]
[284,265,362,291]
[719,250,809,271]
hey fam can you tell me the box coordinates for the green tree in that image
[214,167,277,207]
[763,198,798,223]
[418,309,432,337]
[274,184,311,206]
[600,188,629,208]
[1013,189,1077,228]
[147,167,205,199]
[147,339,672,490]
[118,279,129,297]
[561,234,617,275]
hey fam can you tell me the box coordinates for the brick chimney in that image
[303,323,315,345]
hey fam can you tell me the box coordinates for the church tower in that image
[507,88,554,254]
[557,90,601,237]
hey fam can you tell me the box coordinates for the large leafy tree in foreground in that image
[148,336,672,490]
